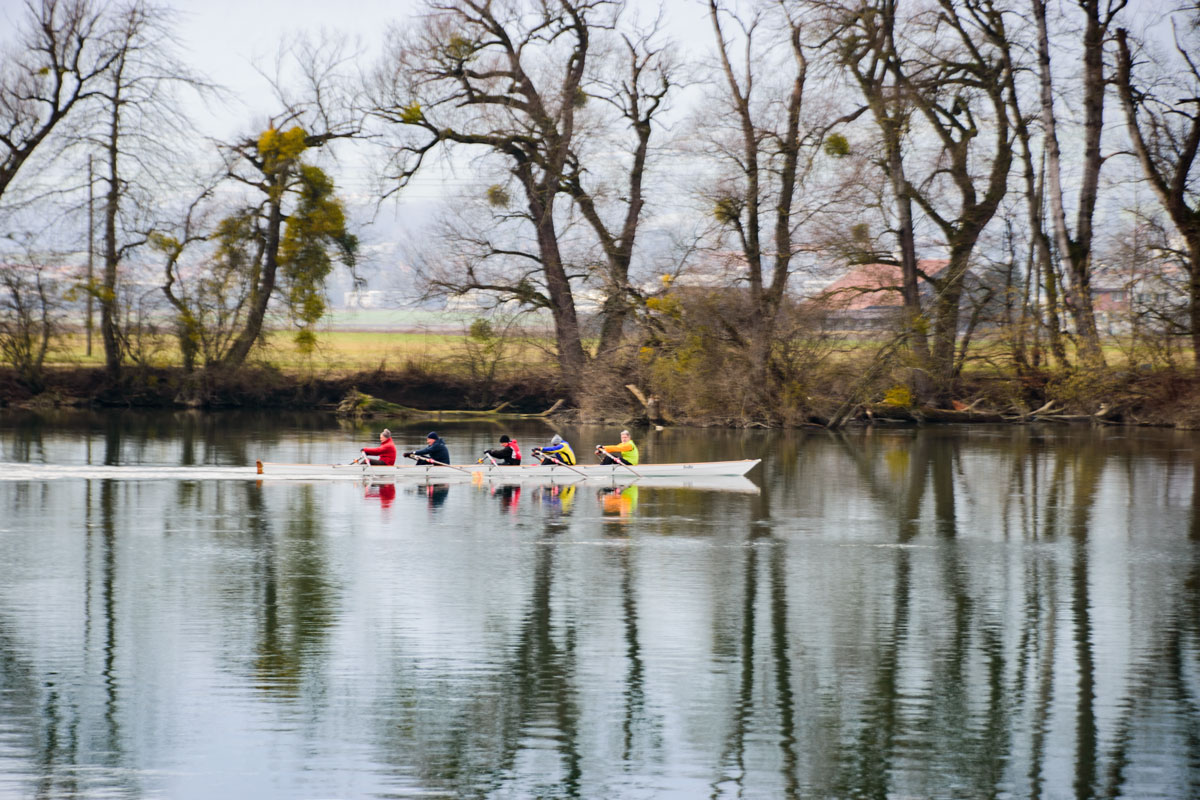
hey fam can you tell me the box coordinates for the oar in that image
[405,453,472,474]
[531,448,588,478]
[595,446,642,479]
[478,452,499,466]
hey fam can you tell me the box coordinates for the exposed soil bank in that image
[3,364,1200,429]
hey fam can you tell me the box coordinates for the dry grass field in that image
[52,328,556,376]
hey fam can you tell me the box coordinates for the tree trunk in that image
[219,175,286,369]
[595,291,629,359]
[1035,0,1105,365]
[886,148,930,367]
[928,255,970,390]
[1189,235,1200,368]
[1002,10,1068,369]
[1033,165,1068,367]
[101,92,122,382]
[531,195,587,393]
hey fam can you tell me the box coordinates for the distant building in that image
[443,288,605,315]
[665,251,749,289]
[1089,261,1186,334]
[645,253,1015,333]
[343,290,408,309]
[809,259,953,328]
[443,291,520,313]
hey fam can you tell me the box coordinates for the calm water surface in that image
[0,411,1197,799]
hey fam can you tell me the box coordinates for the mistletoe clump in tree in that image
[160,123,357,370]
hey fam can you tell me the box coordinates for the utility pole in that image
[86,155,94,357]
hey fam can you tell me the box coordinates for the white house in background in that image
[343,289,407,309]
[443,288,606,314]
[1089,261,1186,334]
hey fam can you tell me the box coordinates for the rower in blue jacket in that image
[406,431,450,466]
[536,434,576,466]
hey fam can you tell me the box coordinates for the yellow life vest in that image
[604,439,639,465]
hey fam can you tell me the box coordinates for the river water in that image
[0,410,1197,799]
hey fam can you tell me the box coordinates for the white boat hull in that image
[255,458,761,481]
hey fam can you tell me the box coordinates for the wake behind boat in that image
[255,458,761,481]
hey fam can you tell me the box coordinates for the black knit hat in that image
[499,435,511,443]
[426,431,438,439]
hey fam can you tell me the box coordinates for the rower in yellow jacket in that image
[595,430,639,466]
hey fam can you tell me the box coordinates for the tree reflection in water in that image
[0,421,1197,798]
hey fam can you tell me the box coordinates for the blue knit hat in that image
[426,431,438,439]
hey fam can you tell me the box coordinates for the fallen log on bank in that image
[337,389,563,420]
[865,404,1008,424]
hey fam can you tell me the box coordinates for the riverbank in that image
[3,363,1199,429]
[828,367,1200,430]
[0,365,563,416]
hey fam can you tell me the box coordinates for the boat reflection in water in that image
[600,484,639,520]
[420,483,450,510]
[357,472,756,523]
[489,483,521,513]
[363,481,396,509]
[360,480,450,512]
[532,483,577,517]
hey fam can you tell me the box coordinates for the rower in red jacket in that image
[482,434,521,465]
[360,429,397,466]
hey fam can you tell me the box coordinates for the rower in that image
[405,431,450,466]
[360,428,397,465]
[481,434,521,465]
[534,434,576,466]
[595,429,638,466]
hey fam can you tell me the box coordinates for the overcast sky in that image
[135,0,707,136]
[150,0,706,213]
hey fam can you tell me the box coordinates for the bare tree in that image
[370,0,670,395]
[827,0,1016,394]
[700,0,826,402]
[1115,12,1200,368]
[371,0,595,390]
[84,1,213,380]
[153,184,217,371]
[0,0,116,205]
[0,259,62,392]
[1095,203,1187,367]
[1034,0,1128,367]
[827,0,930,364]
[993,4,1068,368]
[561,16,673,360]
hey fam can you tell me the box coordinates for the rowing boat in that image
[255,458,761,480]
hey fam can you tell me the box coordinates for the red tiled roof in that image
[813,259,950,310]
